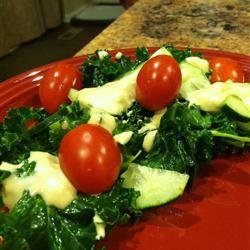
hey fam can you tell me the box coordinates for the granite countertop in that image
[76,0,250,56]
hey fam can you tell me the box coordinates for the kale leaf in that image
[139,102,214,182]
[48,102,90,151]
[81,47,149,87]
[15,160,36,178]
[114,103,154,168]
[114,102,153,134]
[0,191,97,250]
[136,101,250,182]
[0,107,50,164]
[164,44,202,62]
[0,170,11,182]
[0,102,90,164]
[63,181,140,228]
[0,182,139,250]
[209,110,250,156]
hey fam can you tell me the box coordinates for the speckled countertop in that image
[76,0,250,56]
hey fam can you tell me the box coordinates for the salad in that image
[0,45,250,250]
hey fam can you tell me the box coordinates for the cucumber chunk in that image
[121,164,189,209]
[237,121,250,131]
[179,59,211,99]
[223,95,250,122]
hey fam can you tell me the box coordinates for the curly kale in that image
[0,183,139,250]
[0,107,49,163]
[0,102,90,164]
[131,101,250,183]
[81,47,150,87]
[164,44,202,62]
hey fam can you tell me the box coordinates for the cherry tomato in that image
[209,57,245,83]
[59,124,122,194]
[136,55,182,110]
[39,63,82,114]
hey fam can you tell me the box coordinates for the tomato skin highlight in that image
[39,63,82,114]
[209,57,245,83]
[136,55,182,111]
[59,124,122,194]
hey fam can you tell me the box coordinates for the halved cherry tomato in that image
[59,124,121,194]
[39,63,82,114]
[209,57,245,83]
[136,55,182,110]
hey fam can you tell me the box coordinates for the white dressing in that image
[0,151,77,210]
[97,50,109,60]
[142,130,158,152]
[114,131,133,145]
[93,214,106,240]
[88,108,117,133]
[187,81,250,112]
[139,108,167,134]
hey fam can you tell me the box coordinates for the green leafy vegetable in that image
[81,47,150,87]
[134,101,250,182]
[47,102,90,150]
[0,183,139,250]
[0,170,11,182]
[139,102,214,181]
[0,107,49,164]
[0,102,90,164]
[15,160,36,177]
[212,130,250,145]
[164,44,202,62]
[114,103,154,168]
[0,191,97,250]
[64,181,140,227]
[114,102,153,134]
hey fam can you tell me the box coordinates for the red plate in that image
[1,48,250,250]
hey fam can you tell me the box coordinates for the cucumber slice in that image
[237,121,250,131]
[223,95,250,122]
[121,164,189,209]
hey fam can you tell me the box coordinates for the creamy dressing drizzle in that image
[0,151,77,210]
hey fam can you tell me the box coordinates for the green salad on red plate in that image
[0,45,250,250]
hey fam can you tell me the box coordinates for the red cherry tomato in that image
[136,55,182,110]
[39,63,82,114]
[59,124,122,194]
[209,57,245,83]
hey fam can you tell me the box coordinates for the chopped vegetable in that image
[122,163,189,209]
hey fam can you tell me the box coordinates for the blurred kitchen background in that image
[0,0,135,81]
